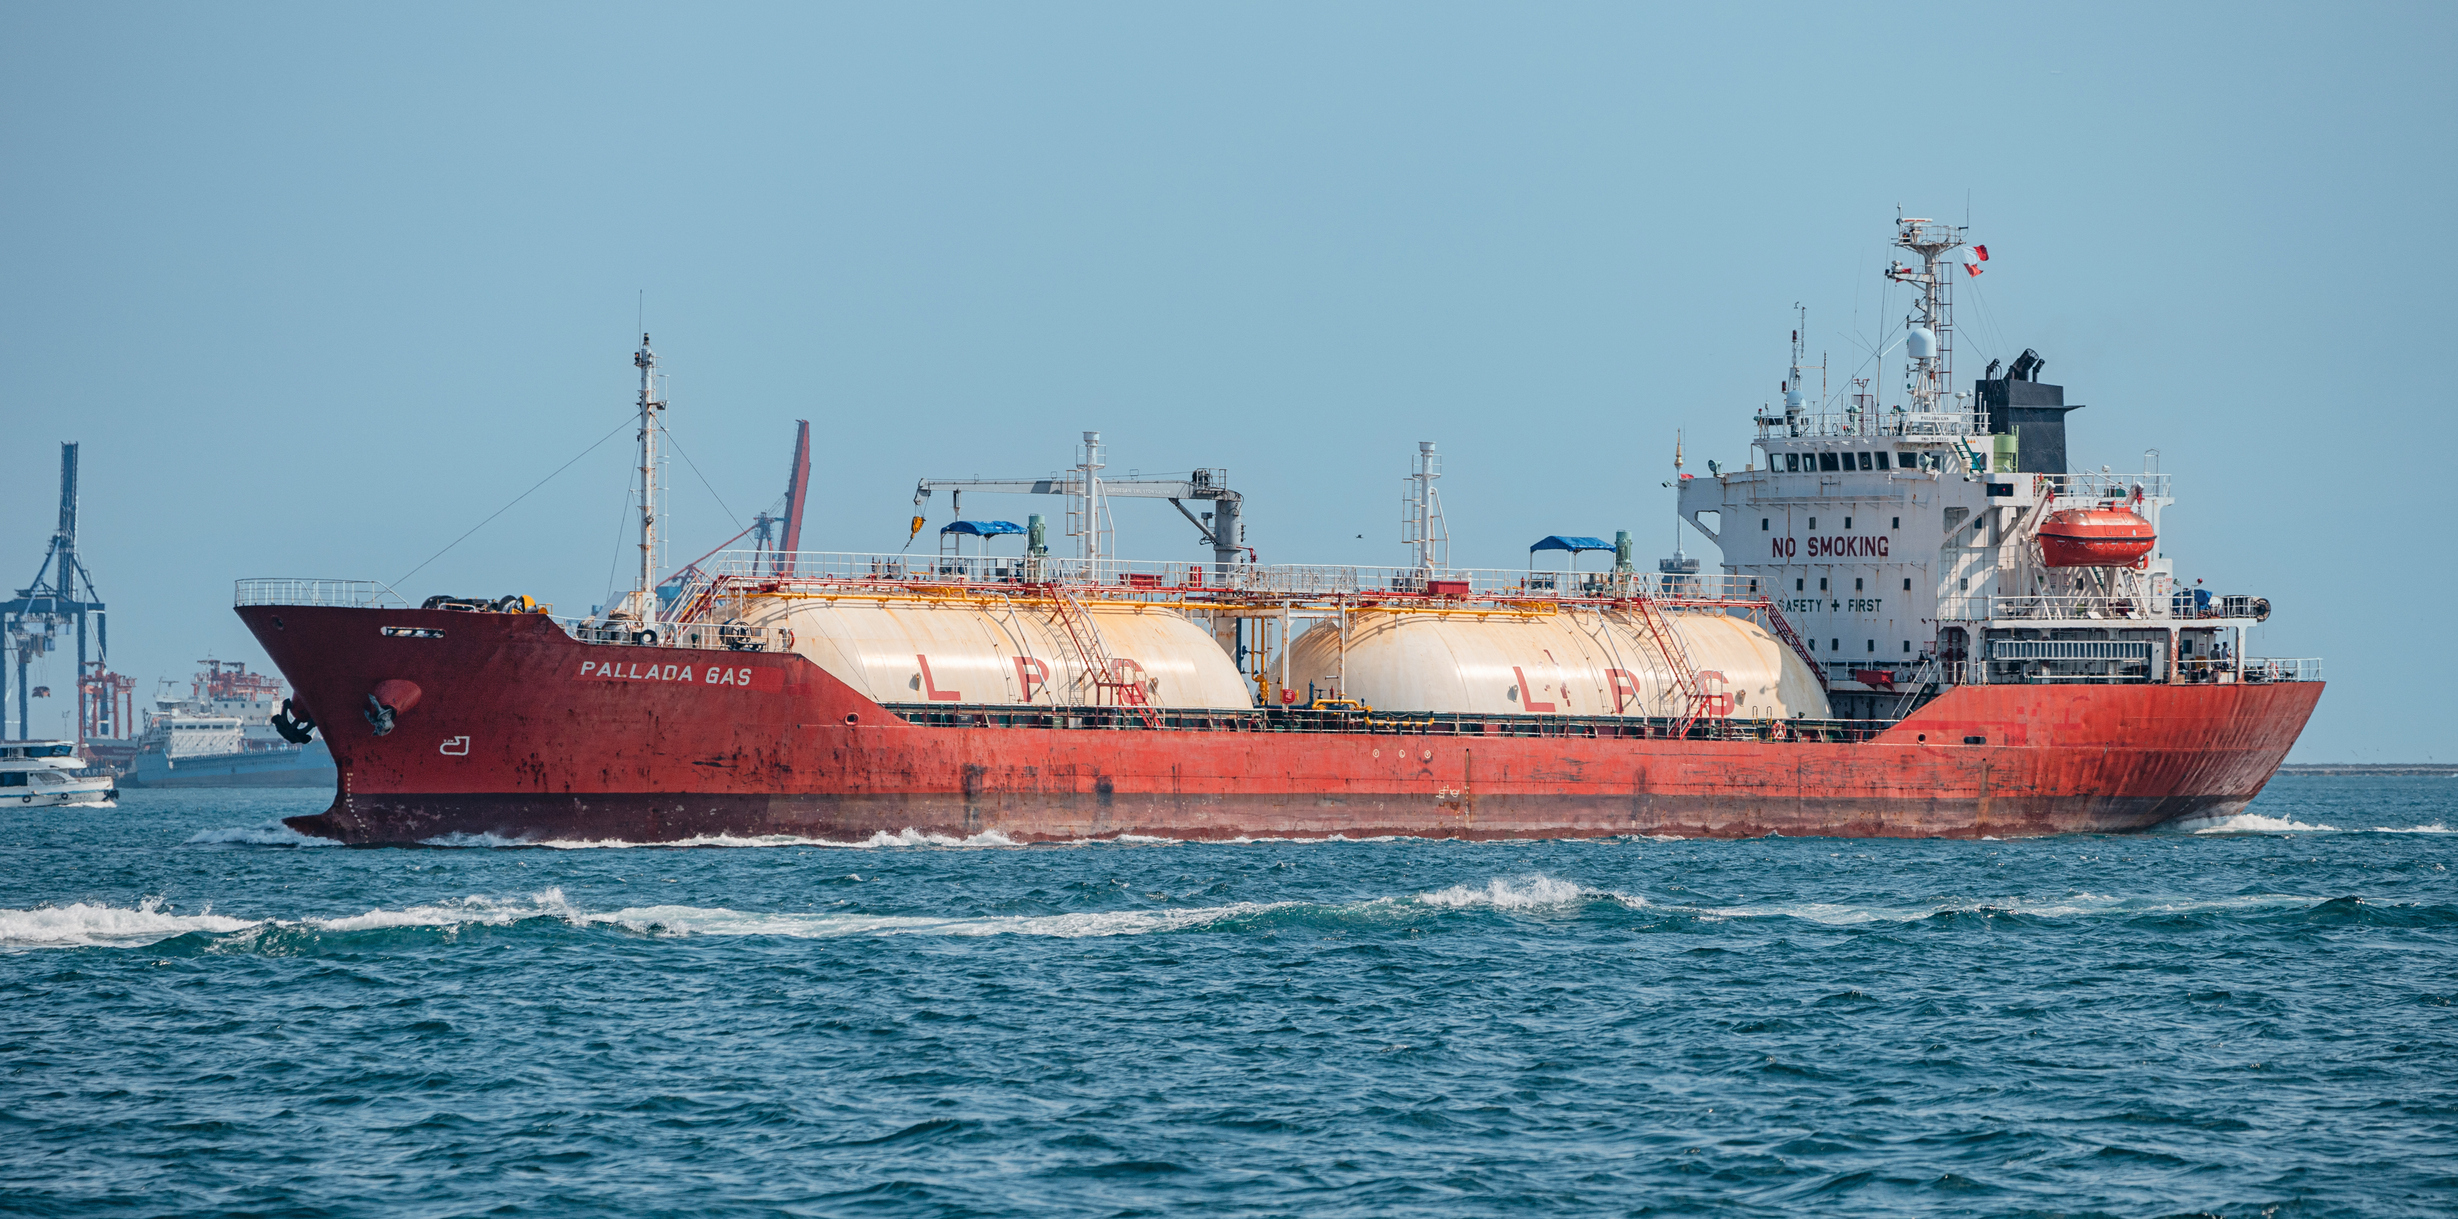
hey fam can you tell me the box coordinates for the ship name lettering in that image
[574,659,757,687]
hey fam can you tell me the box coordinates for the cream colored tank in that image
[1276,607,1829,719]
[733,594,1254,709]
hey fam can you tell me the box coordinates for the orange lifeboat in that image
[2038,506,2155,567]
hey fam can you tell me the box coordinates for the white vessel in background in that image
[1,740,116,807]
[121,660,333,788]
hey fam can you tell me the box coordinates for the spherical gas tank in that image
[2038,506,2156,568]
[738,595,1253,709]
[1277,607,1829,720]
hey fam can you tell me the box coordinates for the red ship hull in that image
[238,605,2322,845]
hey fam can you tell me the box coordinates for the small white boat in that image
[1,741,117,808]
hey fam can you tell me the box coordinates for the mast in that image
[1068,431,1107,563]
[1402,441,1447,571]
[1885,215,1973,433]
[632,334,665,622]
[1783,304,1808,435]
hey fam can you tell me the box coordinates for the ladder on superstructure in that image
[1753,599,1829,692]
[1046,585,1161,727]
[1627,592,1716,736]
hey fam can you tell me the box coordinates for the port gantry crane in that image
[3,443,109,742]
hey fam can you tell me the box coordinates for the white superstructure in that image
[1677,216,2306,716]
[135,660,294,760]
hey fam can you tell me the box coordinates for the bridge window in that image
[1903,578,1912,590]
[1808,517,1817,529]
[1866,640,1875,652]
[1761,518,1770,531]
[1874,452,1890,470]
[1903,641,1911,653]
[1819,578,1829,591]
[1830,639,1839,650]
[1855,578,1864,591]
[1844,516,1853,529]
[1856,452,1873,470]
[1891,516,1900,529]
[1819,453,1840,472]
[1796,579,1804,591]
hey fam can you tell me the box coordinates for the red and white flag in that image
[1964,244,1990,277]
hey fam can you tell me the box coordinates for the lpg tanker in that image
[238,216,2319,845]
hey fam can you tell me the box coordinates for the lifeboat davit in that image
[2039,506,2155,567]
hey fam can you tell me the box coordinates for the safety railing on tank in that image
[233,579,410,609]
[704,550,1221,591]
[695,550,1771,605]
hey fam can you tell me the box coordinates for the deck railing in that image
[233,579,408,609]
[1943,593,2165,622]
[884,702,1896,743]
[552,616,775,652]
[694,550,1771,604]
[2041,471,2171,502]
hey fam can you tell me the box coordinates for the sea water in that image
[3,777,2453,1217]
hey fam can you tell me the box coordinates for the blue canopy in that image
[940,519,1025,537]
[1528,535,1614,554]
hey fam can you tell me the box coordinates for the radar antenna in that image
[1884,215,1976,434]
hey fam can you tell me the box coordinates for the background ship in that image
[119,659,333,788]
[237,217,2320,845]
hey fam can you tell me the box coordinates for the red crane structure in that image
[656,419,815,618]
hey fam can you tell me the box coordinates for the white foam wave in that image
[420,831,536,848]
[586,901,1285,940]
[1415,874,1644,911]
[0,897,259,949]
[2371,822,2451,834]
[184,821,340,847]
[308,888,584,932]
[2187,813,2342,834]
[1690,892,2320,925]
[418,827,1026,850]
[0,887,1294,950]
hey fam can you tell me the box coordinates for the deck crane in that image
[651,420,814,616]
[910,432,1247,575]
[3,444,108,742]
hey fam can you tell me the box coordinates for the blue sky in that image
[3,2,2450,760]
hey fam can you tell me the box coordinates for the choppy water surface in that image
[4,777,2454,1217]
